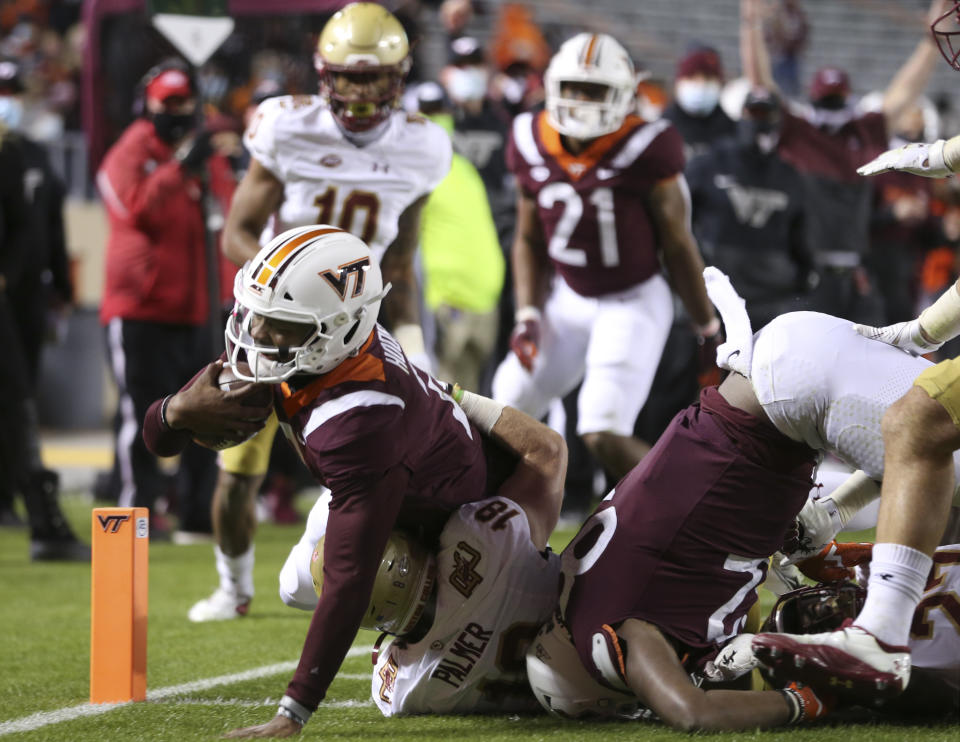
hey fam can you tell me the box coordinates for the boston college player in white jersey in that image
[187,2,452,623]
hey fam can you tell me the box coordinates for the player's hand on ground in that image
[857,140,950,178]
[797,540,873,583]
[852,317,943,355]
[165,360,273,439]
[223,714,301,738]
[509,307,541,372]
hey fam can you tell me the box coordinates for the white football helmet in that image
[225,225,389,382]
[545,32,637,140]
[525,617,642,720]
[311,530,437,635]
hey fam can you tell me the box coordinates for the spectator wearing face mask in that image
[663,46,736,159]
[741,0,946,323]
[97,59,233,540]
[686,88,814,330]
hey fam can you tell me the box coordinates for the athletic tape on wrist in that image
[827,471,880,525]
[278,695,311,726]
[918,283,960,344]
[159,395,174,430]
[459,390,505,434]
[779,688,803,724]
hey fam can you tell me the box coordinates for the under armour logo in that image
[320,258,369,300]
[372,162,390,173]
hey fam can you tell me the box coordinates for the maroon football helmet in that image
[932,1,960,71]
[762,581,866,635]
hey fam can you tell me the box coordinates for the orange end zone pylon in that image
[90,507,149,704]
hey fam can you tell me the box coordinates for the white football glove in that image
[703,634,759,682]
[780,496,844,566]
[857,139,950,178]
[852,317,943,355]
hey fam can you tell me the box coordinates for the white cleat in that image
[753,625,910,701]
[188,588,252,622]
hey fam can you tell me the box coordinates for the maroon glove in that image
[510,307,542,372]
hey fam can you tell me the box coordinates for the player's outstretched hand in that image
[857,140,950,178]
[165,360,273,440]
[703,633,759,682]
[797,541,873,583]
[223,714,301,738]
[852,318,943,355]
[780,495,845,565]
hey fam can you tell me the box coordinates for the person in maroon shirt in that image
[142,226,559,737]
[492,32,719,483]
[740,0,947,324]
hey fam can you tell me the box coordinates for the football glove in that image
[856,139,950,178]
[796,541,873,583]
[704,633,759,682]
[780,496,845,565]
[852,317,943,355]
[510,307,542,372]
[781,681,835,724]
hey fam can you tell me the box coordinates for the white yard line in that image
[0,647,372,736]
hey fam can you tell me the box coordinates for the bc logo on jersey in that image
[450,541,484,598]
[320,257,369,300]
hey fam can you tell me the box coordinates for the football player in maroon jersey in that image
[143,226,563,738]
[492,32,720,482]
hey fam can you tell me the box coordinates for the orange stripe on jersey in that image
[280,332,384,417]
[255,227,345,285]
[600,623,627,680]
[582,34,599,67]
[537,110,645,181]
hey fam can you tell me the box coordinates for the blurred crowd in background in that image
[4,0,960,549]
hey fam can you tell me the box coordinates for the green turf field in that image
[0,491,955,741]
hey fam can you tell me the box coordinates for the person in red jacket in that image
[97,59,231,538]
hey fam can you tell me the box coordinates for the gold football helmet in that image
[315,2,411,132]
[311,529,436,635]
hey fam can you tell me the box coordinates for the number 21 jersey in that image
[508,110,685,298]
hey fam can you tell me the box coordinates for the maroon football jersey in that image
[276,325,489,710]
[561,386,816,682]
[507,110,685,298]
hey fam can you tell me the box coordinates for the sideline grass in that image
[1,493,954,742]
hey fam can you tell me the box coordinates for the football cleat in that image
[752,624,910,701]
[188,588,252,622]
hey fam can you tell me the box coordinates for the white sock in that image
[215,545,255,599]
[856,542,931,647]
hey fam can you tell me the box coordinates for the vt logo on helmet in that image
[226,225,390,381]
[314,2,412,133]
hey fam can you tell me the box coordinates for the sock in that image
[856,542,931,646]
[215,545,255,599]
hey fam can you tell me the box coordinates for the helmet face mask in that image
[933,2,960,71]
[545,33,636,141]
[225,225,389,382]
[315,2,411,132]
[762,581,866,635]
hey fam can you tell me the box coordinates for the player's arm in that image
[647,175,719,334]
[854,278,960,353]
[222,158,284,266]
[508,190,551,371]
[616,619,817,730]
[881,0,945,132]
[226,468,410,738]
[379,194,428,356]
[739,0,777,91]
